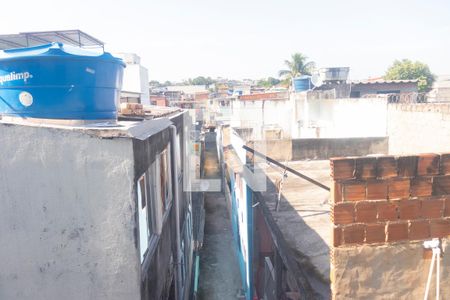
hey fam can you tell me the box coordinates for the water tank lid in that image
[293,75,311,80]
[0,42,124,66]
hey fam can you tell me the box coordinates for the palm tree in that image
[278,53,315,80]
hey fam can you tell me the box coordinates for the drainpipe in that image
[170,125,183,300]
[261,100,265,139]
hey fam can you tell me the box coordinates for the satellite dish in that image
[311,74,323,88]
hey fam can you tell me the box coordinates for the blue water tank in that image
[292,76,312,92]
[0,43,125,120]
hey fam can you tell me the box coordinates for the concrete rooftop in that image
[0,109,183,140]
[261,160,331,283]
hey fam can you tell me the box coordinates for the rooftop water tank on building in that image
[0,43,125,120]
[292,76,312,92]
[318,67,349,82]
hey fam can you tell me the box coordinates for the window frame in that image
[137,173,151,264]
[138,143,176,272]
[159,146,173,213]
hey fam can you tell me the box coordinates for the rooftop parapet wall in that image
[388,103,450,154]
[330,153,450,299]
[389,102,450,114]
[246,137,388,162]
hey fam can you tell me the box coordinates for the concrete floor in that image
[262,160,331,283]
[198,132,242,300]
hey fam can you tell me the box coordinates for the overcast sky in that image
[3,0,450,81]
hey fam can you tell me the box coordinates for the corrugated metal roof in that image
[0,30,104,50]
[351,79,419,84]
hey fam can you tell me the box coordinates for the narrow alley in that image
[198,132,242,300]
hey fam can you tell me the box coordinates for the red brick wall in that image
[156,99,168,107]
[331,153,450,247]
[194,92,209,100]
[150,95,168,106]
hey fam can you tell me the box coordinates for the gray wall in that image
[332,239,450,299]
[247,139,293,161]
[291,137,388,160]
[248,137,388,161]
[351,82,418,97]
[0,123,140,300]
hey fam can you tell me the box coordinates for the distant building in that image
[193,91,209,101]
[350,79,418,98]
[232,85,252,96]
[428,75,450,102]
[238,91,288,101]
[115,53,150,105]
[165,90,183,105]
[166,85,209,94]
[230,91,290,140]
[150,94,168,106]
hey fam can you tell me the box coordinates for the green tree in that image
[384,59,435,92]
[185,76,215,86]
[149,80,161,87]
[257,77,281,87]
[278,53,315,80]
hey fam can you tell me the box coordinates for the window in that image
[137,174,150,263]
[350,91,360,98]
[181,239,185,286]
[159,146,172,211]
[137,145,173,264]
[176,133,182,178]
[377,90,400,94]
[148,159,163,235]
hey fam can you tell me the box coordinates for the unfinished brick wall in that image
[330,153,450,299]
[331,153,450,246]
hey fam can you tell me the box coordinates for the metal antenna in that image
[275,159,289,212]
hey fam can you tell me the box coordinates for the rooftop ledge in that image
[0,112,182,140]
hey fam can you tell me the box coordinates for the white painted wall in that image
[230,99,292,140]
[228,93,450,155]
[388,104,450,154]
[0,123,140,300]
[230,95,387,140]
[115,53,150,105]
[121,64,150,105]
[291,93,388,138]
